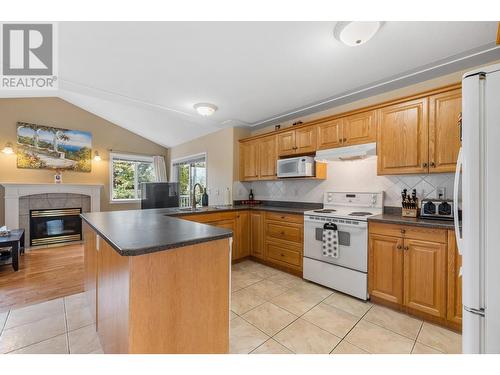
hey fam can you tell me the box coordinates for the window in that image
[171,153,207,207]
[110,153,155,202]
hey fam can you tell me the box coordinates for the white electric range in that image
[303,191,383,300]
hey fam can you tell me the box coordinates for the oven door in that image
[304,218,368,272]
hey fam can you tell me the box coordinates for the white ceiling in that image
[3,21,500,148]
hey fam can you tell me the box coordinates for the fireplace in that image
[29,208,82,246]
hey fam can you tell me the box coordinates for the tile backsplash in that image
[233,157,455,207]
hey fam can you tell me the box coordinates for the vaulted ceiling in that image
[2,22,500,148]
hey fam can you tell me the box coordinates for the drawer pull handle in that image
[400,229,406,234]
[280,253,285,257]
[280,216,285,219]
[280,231,285,235]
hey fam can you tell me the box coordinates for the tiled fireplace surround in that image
[19,194,91,248]
[0,184,102,248]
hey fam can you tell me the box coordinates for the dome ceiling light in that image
[334,21,382,47]
[194,103,218,117]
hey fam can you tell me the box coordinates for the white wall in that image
[169,127,251,205]
[234,157,455,207]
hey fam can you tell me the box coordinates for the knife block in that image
[402,208,418,218]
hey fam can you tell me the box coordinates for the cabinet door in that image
[210,219,238,259]
[377,98,429,175]
[83,223,97,324]
[239,141,259,181]
[447,230,462,325]
[368,234,404,304]
[343,110,377,146]
[235,211,250,259]
[295,126,317,154]
[250,211,264,259]
[428,89,462,173]
[317,119,343,150]
[259,135,277,180]
[277,131,296,156]
[403,239,446,318]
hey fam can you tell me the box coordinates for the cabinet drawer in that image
[266,211,303,224]
[266,222,302,243]
[369,222,447,243]
[181,211,236,223]
[266,241,302,267]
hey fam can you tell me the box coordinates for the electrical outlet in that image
[436,187,446,199]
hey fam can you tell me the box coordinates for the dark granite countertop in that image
[81,201,318,256]
[81,209,233,256]
[368,213,458,230]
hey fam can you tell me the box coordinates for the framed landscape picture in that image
[16,122,92,172]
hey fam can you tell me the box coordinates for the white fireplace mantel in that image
[0,182,103,229]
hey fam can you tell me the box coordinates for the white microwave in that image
[277,156,315,178]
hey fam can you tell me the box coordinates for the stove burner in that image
[313,209,337,213]
[349,212,372,216]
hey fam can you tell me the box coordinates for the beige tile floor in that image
[230,260,462,354]
[0,259,462,354]
[0,293,102,354]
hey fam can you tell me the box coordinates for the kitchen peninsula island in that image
[81,209,233,354]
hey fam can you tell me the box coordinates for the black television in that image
[140,182,180,209]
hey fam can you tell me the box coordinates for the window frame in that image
[109,152,155,203]
[170,152,208,207]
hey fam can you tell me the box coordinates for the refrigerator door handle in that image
[464,306,486,316]
[454,147,463,255]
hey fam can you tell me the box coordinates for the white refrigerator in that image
[458,63,500,354]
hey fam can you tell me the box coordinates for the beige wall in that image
[168,127,250,205]
[251,59,500,136]
[0,97,169,219]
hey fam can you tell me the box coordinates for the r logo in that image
[2,23,53,76]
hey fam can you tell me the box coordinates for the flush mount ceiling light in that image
[194,103,218,117]
[334,21,382,47]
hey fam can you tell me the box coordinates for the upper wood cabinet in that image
[428,89,462,173]
[342,110,377,146]
[239,140,259,181]
[277,126,317,156]
[377,98,429,175]
[317,119,342,149]
[258,135,277,180]
[317,110,376,150]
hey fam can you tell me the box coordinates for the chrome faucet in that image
[191,183,204,209]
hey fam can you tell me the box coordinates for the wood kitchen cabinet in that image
[377,98,429,175]
[235,211,250,259]
[368,233,404,305]
[447,230,463,327]
[83,222,98,324]
[368,222,456,328]
[404,238,446,318]
[317,118,343,149]
[277,126,317,156]
[428,89,462,173]
[250,211,265,259]
[258,135,278,180]
[239,140,259,181]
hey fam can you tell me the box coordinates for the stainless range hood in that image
[314,142,376,162]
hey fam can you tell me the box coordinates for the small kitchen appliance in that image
[420,199,454,220]
[277,156,315,178]
[303,191,383,300]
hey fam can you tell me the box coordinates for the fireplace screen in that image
[30,208,82,246]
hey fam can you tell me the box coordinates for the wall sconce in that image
[2,142,14,155]
[93,150,102,161]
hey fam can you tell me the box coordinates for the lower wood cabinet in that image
[179,210,304,274]
[369,222,461,330]
[249,211,265,259]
